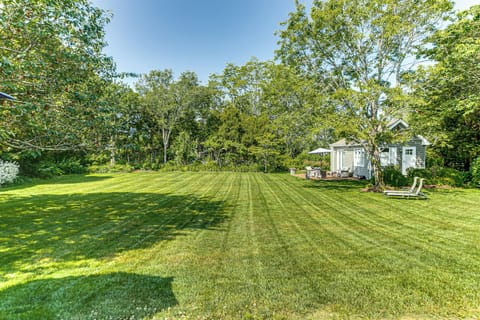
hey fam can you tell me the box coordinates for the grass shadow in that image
[0,272,176,319]
[0,192,228,274]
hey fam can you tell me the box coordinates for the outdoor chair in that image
[337,167,350,178]
[385,178,427,199]
[383,176,419,195]
[305,166,314,179]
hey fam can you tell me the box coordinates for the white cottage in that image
[329,119,430,179]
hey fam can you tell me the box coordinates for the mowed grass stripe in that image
[157,173,263,316]
[270,175,480,314]
[266,175,392,262]
[100,172,230,275]
[256,174,347,268]
[246,174,330,312]
[1,172,480,319]
[0,173,214,277]
[337,189,480,266]
[288,175,480,278]
[277,175,462,261]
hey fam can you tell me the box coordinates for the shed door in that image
[336,149,344,171]
[402,147,416,175]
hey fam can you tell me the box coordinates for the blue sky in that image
[92,0,478,84]
[92,0,298,84]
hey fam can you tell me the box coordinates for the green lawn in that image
[0,172,479,319]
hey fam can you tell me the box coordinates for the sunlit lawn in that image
[0,172,479,319]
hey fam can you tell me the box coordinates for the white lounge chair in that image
[385,178,427,199]
[384,176,419,195]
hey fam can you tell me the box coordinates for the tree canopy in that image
[410,5,480,170]
[0,0,114,151]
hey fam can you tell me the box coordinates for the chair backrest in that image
[414,178,425,195]
[408,176,419,193]
[305,166,313,170]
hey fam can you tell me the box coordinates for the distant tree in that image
[172,131,196,166]
[212,59,268,115]
[212,60,325,160]
[136,70,201,164]
[277,0,452,190]
[95,82,140,166]
[245,114,282,173]
[259,63,325,158]
[216,105,247,166]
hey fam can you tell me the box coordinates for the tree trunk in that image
[371,147,385,191]
[109,136,116,167]
[162,128,170,164]
[163,143,167,164]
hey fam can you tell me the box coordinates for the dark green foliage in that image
[407,166,466,187]
[410,5,480,172]
[287,151,330,171]
[172,132,196,166]
[88,164,133,173]
[383,166,409,187]
[158,161,261,173]
[406,168,432,180]
[470,157,480,187]
[37,162,64,179]
[57,159,87,174]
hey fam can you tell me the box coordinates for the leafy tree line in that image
[1,0,479,187]
[95,60,325,172]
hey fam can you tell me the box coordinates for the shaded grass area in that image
[1,172,479,319]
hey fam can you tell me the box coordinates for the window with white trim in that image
[354,148,365,167]
[380,148,389,166]
[380,147,398,166]
[389,147,397,166]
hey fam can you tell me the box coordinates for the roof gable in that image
[329,139,362,147]
[387,119,409,130]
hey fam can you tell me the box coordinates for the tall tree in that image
[136,70,174,164]
[409,5,480,170]
[212,59,324,159]
[136,70,200,164]
[0,0,114,151]
[277,0,452,190]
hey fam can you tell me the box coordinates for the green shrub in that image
[470,157,480,187]
[407,166,466,187]
[157,161,264,173]
[85,153,110,166]
[37,162,64,178]
[88,164,133,173]
[286,151,330,171]
[140,161,161,171]
[58,159,87,174]
[435,167,466,187]
[383,166,408,187]
[406,168,432,180]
